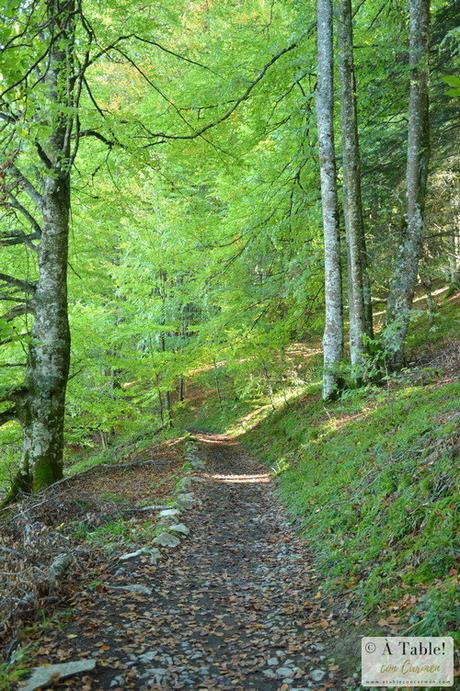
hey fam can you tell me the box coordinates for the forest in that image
[0,0,459,689]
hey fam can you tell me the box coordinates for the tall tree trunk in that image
[20,0,74,491]
[337,0,372,367]
[178,376,186,401]
[448,229,460,287]
[316,0,344,400]
[384,0,430,369]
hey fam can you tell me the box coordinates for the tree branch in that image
[143,42,298,145]
[0,273,36,294]
[5,195,43,236]
[79,129,117,148]
[7,165,43,208]
[0,230,40,249]
[1,303,34,321]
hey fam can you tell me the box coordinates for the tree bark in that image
[384,0,430,369]
[316,0,344,400]
[178,377,186,402]
[448,228,460,287]
[19,0,74,491]
[337,0,372,367]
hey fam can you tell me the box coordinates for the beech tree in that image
[316,0,343,400]
[337,0,373,368]
[1,0,79,493]
[384,0,431,369]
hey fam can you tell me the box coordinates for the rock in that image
[277,667,295,678]
[263,670,277,679]
[138,651,156,663]
[160,654,174,665]
[158,508,181,518]
[190,651,203,660]
[169,523,190,536]
[48,553,72,585]
[154,532,181,548]
[177,493,194,509]
[110,675,125,688]
[144,668,167,684]
[310,669,326,682]
[21,660,96,691]
[119,547,160,565]
[119,547,151,561]
[267,657,278,666]
[110,584,152,596]
[148,548,161,564]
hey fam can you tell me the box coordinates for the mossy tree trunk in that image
[337,0,373,368]
[384,0,430,369]
[17,0,75,492]
[316,0,344,400]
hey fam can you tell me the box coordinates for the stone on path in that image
[158,508,181,518]
[21,660,96,691]
[311,668,326,682]
[277,667,295,678]
[154,531,181,548]
[168,523,190,535]
[177,492,194,509]
[119,547,160,563]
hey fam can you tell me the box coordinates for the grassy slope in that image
[244,380,458,636]
[188,294,460,640]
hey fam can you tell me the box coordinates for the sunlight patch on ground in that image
[205,472,271,484]
[227,385,314,438]
[320,405,376,433]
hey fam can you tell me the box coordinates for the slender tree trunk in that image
[448,229,460,287]
[158,276,173,428]
[19,0,74,491]
[337,0,372,366]
[384,0,430,369]
[156,375,165,426]
[165,390,173,427]
[316,0,344,400]
[178,377,186,401]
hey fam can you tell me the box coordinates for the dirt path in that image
[21,436,354,690]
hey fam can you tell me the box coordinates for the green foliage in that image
[0,645,33,687]
[1,0,459,488]
[443,74,460,96]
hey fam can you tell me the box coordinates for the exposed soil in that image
[18,436,358,690]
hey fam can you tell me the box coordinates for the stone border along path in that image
[19,435,356,690]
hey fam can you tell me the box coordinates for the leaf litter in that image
[12,436,358,689]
